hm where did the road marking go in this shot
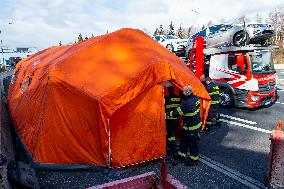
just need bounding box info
[222,119,272,134]
[276,101,284,105]
[200,155,265,189]
[220,114,257,125]
[277,86,284,92]
[280,71,284,74]
[278,78,284,81]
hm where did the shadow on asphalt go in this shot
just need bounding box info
[200,106,269,184]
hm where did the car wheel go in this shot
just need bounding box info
[233,31,249,46]
[166,44,174,52]
[220,88,234,106]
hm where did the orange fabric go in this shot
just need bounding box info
[111,84,165,167]
[8,28,211,167]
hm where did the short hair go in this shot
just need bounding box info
[183,85,192,94]
[200,75,205,81]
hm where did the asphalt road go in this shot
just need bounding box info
[197,68,284,188]
[1,69,284,188]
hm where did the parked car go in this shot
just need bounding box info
[186,23,275,58]
[153,35,187,56]
[245,23,274,44]
[186,24,249,58]
[9,57,22,66]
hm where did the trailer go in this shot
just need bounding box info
[187,36,277,108]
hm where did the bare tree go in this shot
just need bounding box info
[267,8,284,42]
[158,24,166,35]
[266,8,284,64]
[234,15,250,25]
[187,26,196,38]
[254,13,263,23]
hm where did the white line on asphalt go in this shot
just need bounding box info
[222,119,272,134]
[276,101,284,105]
[280,71,284,74]
[278,89,284,92]
[220,114,257,125]
[200,155,265,189]
[279,78,284,81]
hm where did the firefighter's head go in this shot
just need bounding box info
[183,85,192,96]
[200,75,205,82]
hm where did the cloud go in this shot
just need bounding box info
[0,0,284,49]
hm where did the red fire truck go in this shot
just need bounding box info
[188,36,277,108]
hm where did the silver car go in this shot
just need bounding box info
[186,24,248,58]
[246,23,274,44]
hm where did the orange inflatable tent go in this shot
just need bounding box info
[8,28,210,168]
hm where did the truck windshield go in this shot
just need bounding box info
[250,51,274,74]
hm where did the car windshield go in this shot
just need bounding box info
[250,51,274,73]
[164,35,178,39]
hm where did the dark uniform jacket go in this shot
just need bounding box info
[170,94,201,133]
[165,94,181,120]
[206,82,220,105]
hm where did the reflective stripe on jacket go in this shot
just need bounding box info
[206,83,220,105]
[171,94,201,133]
[165,94,181,120]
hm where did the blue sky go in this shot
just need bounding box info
[0,0,284,49]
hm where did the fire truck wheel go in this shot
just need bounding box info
[220,88,234,106]
[166,44,174,52]
[233,31,249,46]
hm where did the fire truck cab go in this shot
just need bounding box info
[188,36,277,108]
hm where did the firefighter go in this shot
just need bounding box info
[205,77,221,129]
[168,86,201,166]
[165,85,181,156]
